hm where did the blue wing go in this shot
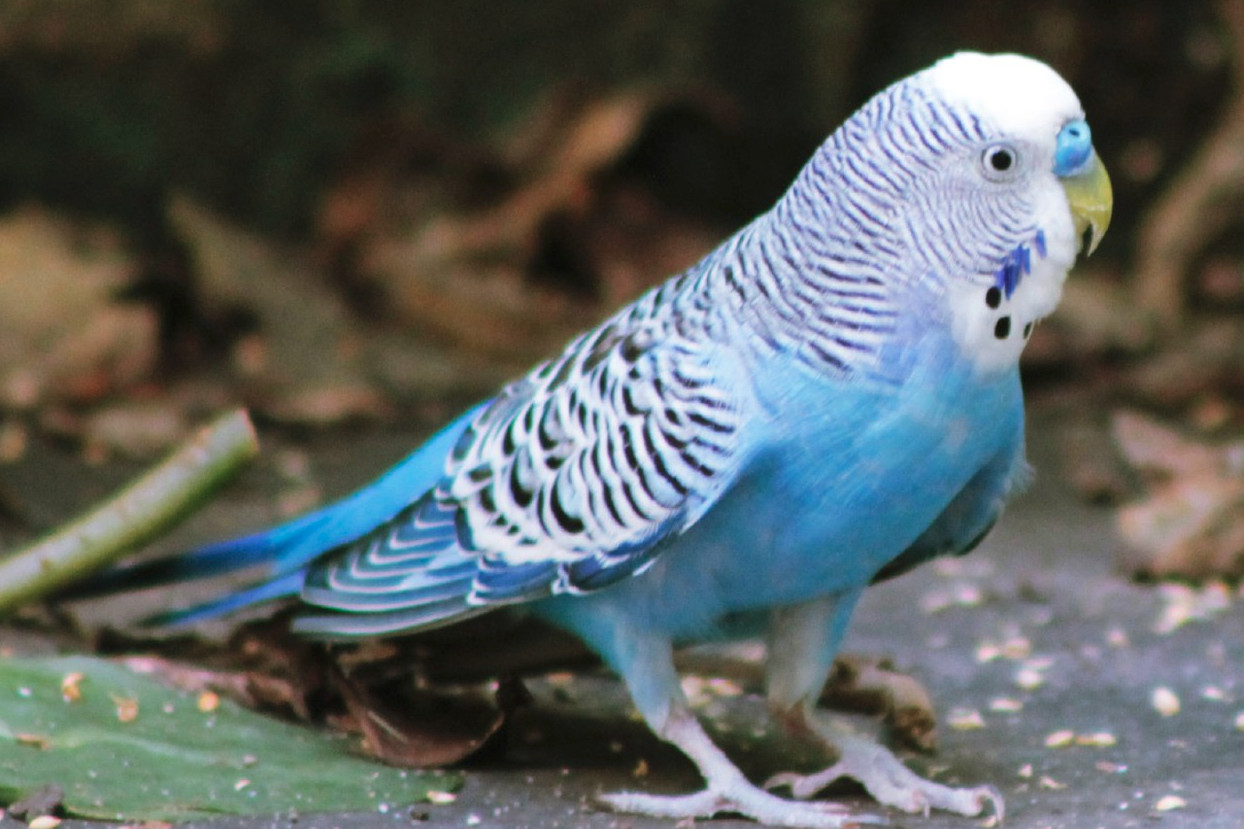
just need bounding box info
[293,281,750,637]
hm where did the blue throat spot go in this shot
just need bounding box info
[993,230,1048,299]
[1054,119,1093,176]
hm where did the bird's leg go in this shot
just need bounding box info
[596,629,882,827]
[763,595,1002,819]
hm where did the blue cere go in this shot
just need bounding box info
[1053,119,1093,176]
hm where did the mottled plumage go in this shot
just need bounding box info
[83,53,1111,827]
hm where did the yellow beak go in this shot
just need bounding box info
[1060,151,1112,256]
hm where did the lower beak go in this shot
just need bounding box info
[1060,151,1113,256]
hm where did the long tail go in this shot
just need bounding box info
[63,404,485,622]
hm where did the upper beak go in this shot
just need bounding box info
[1060,150,1112,256]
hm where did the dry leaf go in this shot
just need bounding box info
[1113,411,1244,579]
[0,208,155,412]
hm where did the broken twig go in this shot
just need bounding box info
[0,409,259,614]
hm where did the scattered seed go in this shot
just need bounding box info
[1202,686,1226,701]
[1152,687,1181,717]
[1001,636,1032,659]
[426,791,457,805]
[632,758,649,778]
[1039,776,1066,790]
[60,672,85,703]
[28,816,61,829]
[1015,667,1045,690]
[989,697,1023,713]
[197,691,220,713]
[1234,712,1244,731]
[1096,761,1127,774]
[1105,627,1130,648]
[234,779,250,791]
[975,642,1001,663]
[1075,732,1117,747]
[1154,582,1231,634]
[1154,795,1186,812]
[16,734,50,749]
[947,708,986,730]
[112,694,138,723]
[920,583,982,613]
[1017,763,1033,779]
[706,678,743,697]
[973,635,1029,663]
[1044,730,1075,748]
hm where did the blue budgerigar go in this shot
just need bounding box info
[84,53,1110,827]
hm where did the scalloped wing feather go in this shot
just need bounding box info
[298,275,749,634]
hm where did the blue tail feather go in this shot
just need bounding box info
[60,530,279,599]
[139,571,306,628]
[71,402,487,624]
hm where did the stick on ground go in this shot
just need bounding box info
[0,409,259,615]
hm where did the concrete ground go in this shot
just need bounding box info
[3,404,1243,829]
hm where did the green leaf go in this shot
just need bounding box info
[0,656,460,821]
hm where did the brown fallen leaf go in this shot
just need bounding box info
[331,668,523,768]
[1057,417,1135,505]
[0,207,157,413]
[1112,410,1244,578]
[819,654,938,752]
[168,197,392,426]
[1122,320,1244,414]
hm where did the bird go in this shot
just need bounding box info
[80,52,1111,827]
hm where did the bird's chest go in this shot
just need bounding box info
[683,341,1023,614]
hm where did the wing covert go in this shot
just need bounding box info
[300,274,750,634]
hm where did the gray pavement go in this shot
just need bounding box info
[4,404,1244,829]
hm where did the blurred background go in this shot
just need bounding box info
[0,0,1239,581]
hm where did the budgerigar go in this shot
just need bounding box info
[81,53,1111,827]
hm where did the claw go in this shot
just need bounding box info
[598,787,885,828]
[600,709,887,828]
[766,728,1004,818]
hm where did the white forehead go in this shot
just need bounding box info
[918,52,1083,142]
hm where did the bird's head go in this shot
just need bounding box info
[919,51,1112,261]
[876,52,1113,371]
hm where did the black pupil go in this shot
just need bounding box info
[990,148,1013,171]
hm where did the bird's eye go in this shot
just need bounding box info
[981,143,1019,180]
